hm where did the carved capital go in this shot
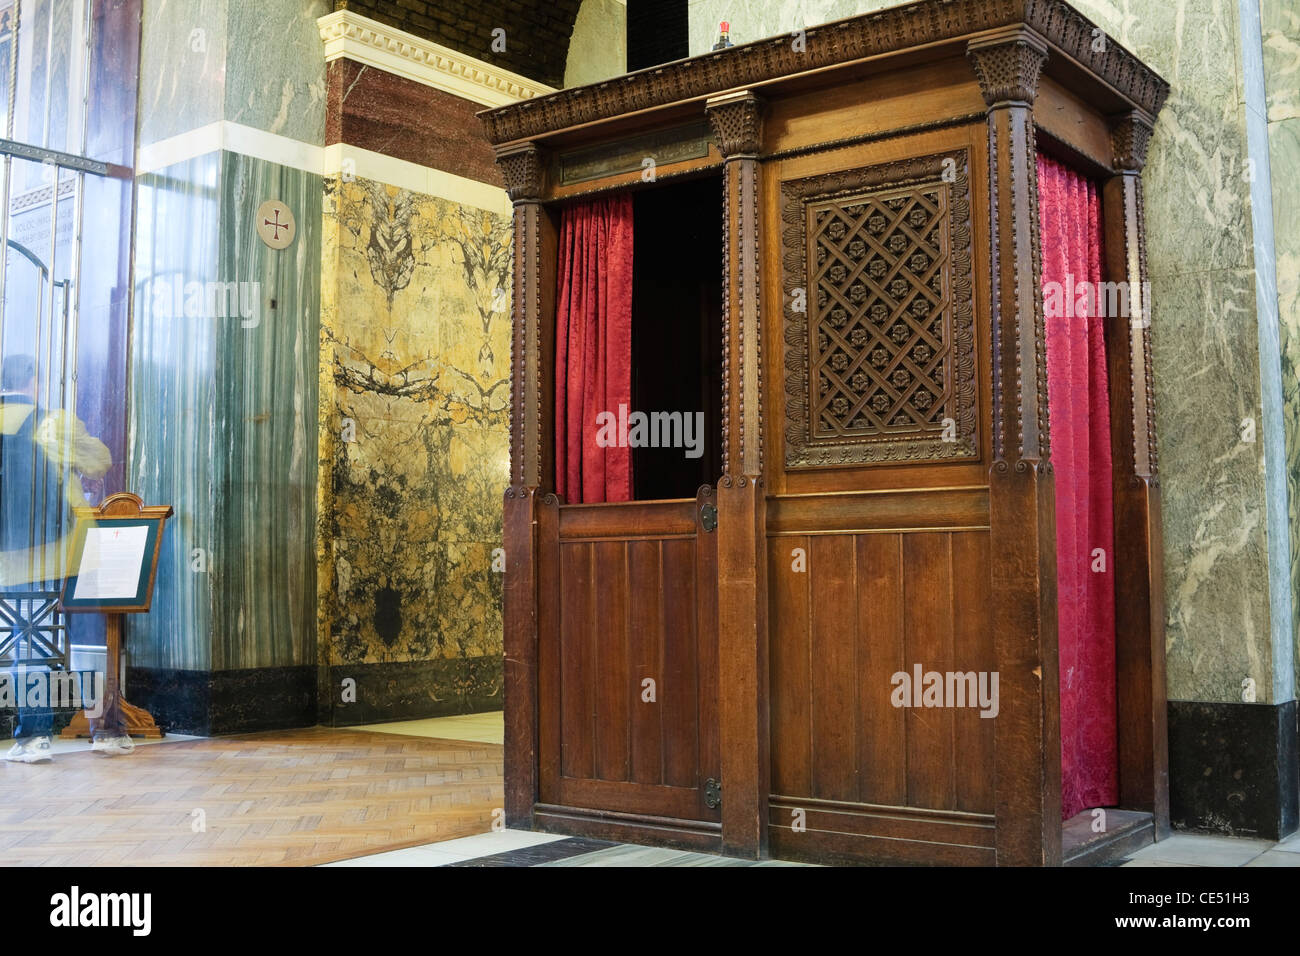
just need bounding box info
[706,91,764,158]
[967,28,1049,107]
[495,142,545,202]
[1110,109,1155,172]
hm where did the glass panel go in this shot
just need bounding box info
[1,155,76,589]
[0,1,15,139]
[85,0,138,166]
[66,166,116,653]
[74,170,126,500]
[12,0,90,154]
[0,0,128,663]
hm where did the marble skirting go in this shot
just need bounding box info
[127,665,318,737]
[105,657,503,734]
[325,657,503,726]
[1169,699,1299,842]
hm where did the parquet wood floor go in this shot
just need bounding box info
[0,728,503,866]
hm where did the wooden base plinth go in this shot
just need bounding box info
[60,698,164,739]
[58,607,163,739]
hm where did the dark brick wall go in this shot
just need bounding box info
[627,0,687,72]
[337,0,583,89]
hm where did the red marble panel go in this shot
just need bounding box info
[326,58,504,188]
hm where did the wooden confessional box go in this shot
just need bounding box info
[482,0,1170,866]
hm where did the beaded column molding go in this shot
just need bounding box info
[967,25,1061,869]
[707,90,764,482]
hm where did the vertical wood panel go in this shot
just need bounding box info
[559,542,595,780]
[696,500,721,795]
[770,528,994,816]
[661,537,699,788]
[952,531,995,814]
[592,541,630,782]
[769,535,811,797]
[810,535,858,802]
[502,493,539,822]
[628,539,664,785]
[536,497,562,803]
[903,532,956,810]
[856,532,907,806]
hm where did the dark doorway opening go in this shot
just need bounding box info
[630,174,723,501]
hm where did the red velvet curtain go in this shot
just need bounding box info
[555,195,634,504]
[1037,153,1118,820]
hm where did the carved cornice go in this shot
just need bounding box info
[706,91,764,158]
[478,0,1169,145]
[1109,109,1155,172]
[967,29,1049,106]
[1027,0,1168,117]
[496,143,545,202]
[318,10,555,109]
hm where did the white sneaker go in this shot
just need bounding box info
[4,736,53,763]
[91,735,135,756]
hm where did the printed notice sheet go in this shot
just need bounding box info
[72,525,149,601]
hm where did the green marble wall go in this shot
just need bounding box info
[129,0,325,681]
[137,0,227,146]
[138,0,329,145]
[212,152,321,670]
[130,152,321,672]
[688,0,1293,705]
[223,0,330,140]
[317,176,511,717]
[129,153,222,671]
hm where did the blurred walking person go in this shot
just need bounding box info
[0,353,122,761]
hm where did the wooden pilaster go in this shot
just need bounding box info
[967,28,1063,867]
[706,91,770,858]
[496,141,555,827]
[1104,109,1170,838]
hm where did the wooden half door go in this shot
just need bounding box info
[535,488,721,837]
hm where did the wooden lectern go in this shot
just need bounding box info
[57,492,172,739]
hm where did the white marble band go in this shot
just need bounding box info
[136,121,510,216]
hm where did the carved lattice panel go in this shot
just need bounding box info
[782,150,978,468]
